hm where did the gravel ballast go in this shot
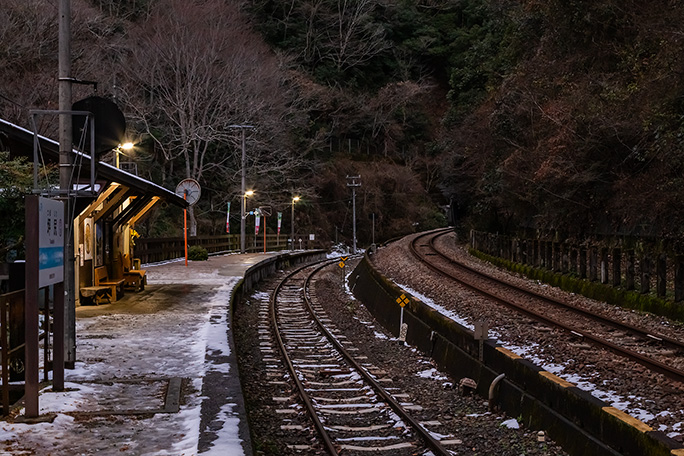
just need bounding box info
[372,232,684,444]
[235,262,568,455]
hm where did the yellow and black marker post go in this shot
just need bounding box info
[396,293,410,341]
[338,256,348,284]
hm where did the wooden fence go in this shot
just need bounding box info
[133,234,319,265]
[470,230,684,302]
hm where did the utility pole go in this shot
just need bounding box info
[240,128,246,253]
[346,175,361,254]
[229,125,254,254]
[58,0,75,370]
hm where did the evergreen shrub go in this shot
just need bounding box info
[188,245,209,261]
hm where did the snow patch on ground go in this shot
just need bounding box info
[327,244,351,258]
[501,418,520,429]
[0,259,249,455]
[391,279,684,438]
[416,368,448,381]
[391,282,474,330]
[201,403,243,455]
[373,331,388,340]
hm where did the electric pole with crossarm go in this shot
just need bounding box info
[346,175,361,254]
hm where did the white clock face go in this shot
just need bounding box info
[175,179,201,205]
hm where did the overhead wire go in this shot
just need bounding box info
[0,92,26,109]
[30,114,52,194]
[65,114,95,248]
[71,115,89,192]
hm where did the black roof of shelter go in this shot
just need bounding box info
[0,118,188,210]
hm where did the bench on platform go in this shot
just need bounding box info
[123,254,147,292]
[94,265,124,301]
[80,284,111,305]
[123,269,147,291]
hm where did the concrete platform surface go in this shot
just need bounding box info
[0,252,271,456]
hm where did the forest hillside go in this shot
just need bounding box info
[2,0,684,248]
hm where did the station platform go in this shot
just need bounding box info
[0,252,270,456]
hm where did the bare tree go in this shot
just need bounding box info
[123,0,309,235]
[368,80,433,156]
[280,0,389,76]
[326,0,389,72]
[0,0,58,124]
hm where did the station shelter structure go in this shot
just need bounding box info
[0,118,188,305]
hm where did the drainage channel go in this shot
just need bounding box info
[63,377,183,417]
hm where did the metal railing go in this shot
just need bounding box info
[1,290,24,415]
[0,288,52,416]
[134,234,319,264]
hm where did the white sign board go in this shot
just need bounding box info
[38,197,64,288]
[83,217,93,260]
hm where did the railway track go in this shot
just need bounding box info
[261,259,457,455]
[409,229,684,384]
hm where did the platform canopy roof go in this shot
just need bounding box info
[0,118,187,212]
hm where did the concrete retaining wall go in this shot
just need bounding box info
[240,250,327,294]
[349,253,684,456]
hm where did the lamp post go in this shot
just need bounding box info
[115,142,134,169]
[291,196,300,250]
[229,125,254,254]
[242,190,254,253]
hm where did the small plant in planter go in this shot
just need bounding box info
[188,245,208,261]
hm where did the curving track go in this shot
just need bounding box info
[409,229,684,384]
[265,259,456,455]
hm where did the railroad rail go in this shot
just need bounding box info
[409,229,684,384]
[267,259,454,455]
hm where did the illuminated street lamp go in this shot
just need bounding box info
[229,124,254,255]
[291,196,300,250]
[115,142,134,169]
[241,190,254,253]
